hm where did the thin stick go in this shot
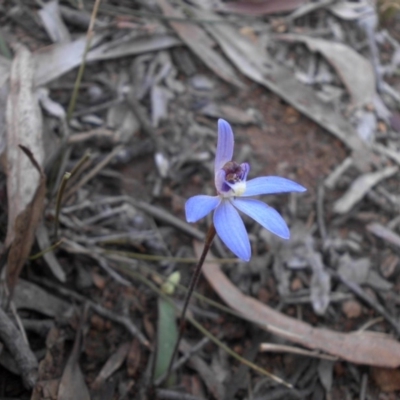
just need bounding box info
[166,223,216,378]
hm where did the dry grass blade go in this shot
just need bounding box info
[196,242,400,368]
[5,45,45,292]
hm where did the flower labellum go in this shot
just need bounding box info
[185,119,306,261]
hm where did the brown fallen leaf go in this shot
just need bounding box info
[195,242,400,368]
[156,0,244,88]
[371,367,400,392]
[5,45,46,292]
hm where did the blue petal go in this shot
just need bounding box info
[213,200,251,261]
[215,119,234,172]
[243,176,306,197]
[233,198,290,239]
[240,163,250,181]
[185,195,220,223]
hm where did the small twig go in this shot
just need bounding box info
[316,182,327,241]
[64,146,122,200]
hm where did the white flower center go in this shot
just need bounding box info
[220,181,246,198]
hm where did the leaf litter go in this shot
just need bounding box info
[0,1,400,399]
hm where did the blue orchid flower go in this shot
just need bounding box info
[185,119,306,261]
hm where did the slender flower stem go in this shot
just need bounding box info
[166,223,216,378]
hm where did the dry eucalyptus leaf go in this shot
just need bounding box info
[34,33,180,86]
[58,328,90,400]
[156,0,244,88]
[329,1,374,20]
[151,85,174,127]
[333,166,398,214]
[5,45,45,291]
[189,5,367,154]
[38,0,71,43]
[305,237,331,315]
[367,222,400,249]
[196,242,400,367]
[36,87,66,120]
[275,34,376,107]
[14,279,69,317]
[318,359,334,393]
[310,261,331,316]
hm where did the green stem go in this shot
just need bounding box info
[166,223,216,378]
